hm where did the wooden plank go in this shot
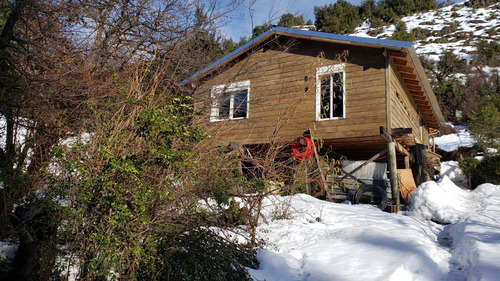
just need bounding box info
[393,57,409,66]
[390,51,408,58]
[323,135,385,144]
[397,169,417,205]
[404,79,420,86]
[401,72,417,80]
[407,85,422,91]
[396,65,415,74]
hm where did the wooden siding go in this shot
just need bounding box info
[193,39,387,145]
[389,61,431,146]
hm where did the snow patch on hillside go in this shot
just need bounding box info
[351,1,500,62]
[434,125,475,152]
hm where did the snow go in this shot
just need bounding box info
[249,162,500,281]
[434,125,475,152]
[440,161,468,187]
[409,176,480,224]
[249,194,450,281]
[0,242,17,260]
[446,183,500,281]
[350,1,500,63]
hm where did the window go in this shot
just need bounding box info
[316,64,345,120]
[210,80,250,122]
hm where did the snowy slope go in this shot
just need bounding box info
[446,183,500,281]
[351,1,500,62]
[249,173,500,281]
[249,195,450,281]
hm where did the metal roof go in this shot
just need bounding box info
[180,26,413,86]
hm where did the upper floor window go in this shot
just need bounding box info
[210,80,250,122]
[316,64,345,120]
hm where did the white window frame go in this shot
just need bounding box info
[316,64,346,121]
[210,80,250,122]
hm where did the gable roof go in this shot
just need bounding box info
[182,27,445,128]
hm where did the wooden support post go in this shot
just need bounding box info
[404,155,410,169]
[388,142,400,206]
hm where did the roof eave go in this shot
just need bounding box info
[407,48,446,127]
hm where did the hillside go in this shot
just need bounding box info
[351,0,500,148]
[352,1,500,63]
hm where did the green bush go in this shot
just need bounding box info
[460,154,500,187]
[477,40,500,65]
[391,21,415,42]
[57,84,258,279]
[469,105,500,149]
[158,229,258,281]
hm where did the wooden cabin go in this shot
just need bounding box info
[183,27,446,206]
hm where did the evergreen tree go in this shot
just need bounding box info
[252,23,273,38]
[360,0,377,20]
[277,13,305,28]
[314,0,361,34]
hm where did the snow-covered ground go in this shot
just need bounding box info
[248,162,500,281]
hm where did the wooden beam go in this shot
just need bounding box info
[407,85,422,91]
[391,51,408,58]
[404,79,420,86]
[393,57,409,66]
[397,65,415,74]
[380,126,392,142]
[380,126,410,156]
[415,102,431,107]
[395,135,417,146]
[391,128,412,136]
[410,94,427,100]
[401,73,417,80]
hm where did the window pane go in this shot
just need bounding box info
[232,91,248,118]
[332,73,343,118]
[219,92,230,118]
[320,75,331,119]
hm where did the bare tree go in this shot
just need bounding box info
[0,0,245,279]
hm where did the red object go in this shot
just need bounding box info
[292,137,315,162]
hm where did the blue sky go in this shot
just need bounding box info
[217,0,364,40]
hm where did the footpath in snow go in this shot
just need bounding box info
[248,172,500,281]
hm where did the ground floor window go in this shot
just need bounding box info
[210,80,250,122]
[316,64,345,120]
